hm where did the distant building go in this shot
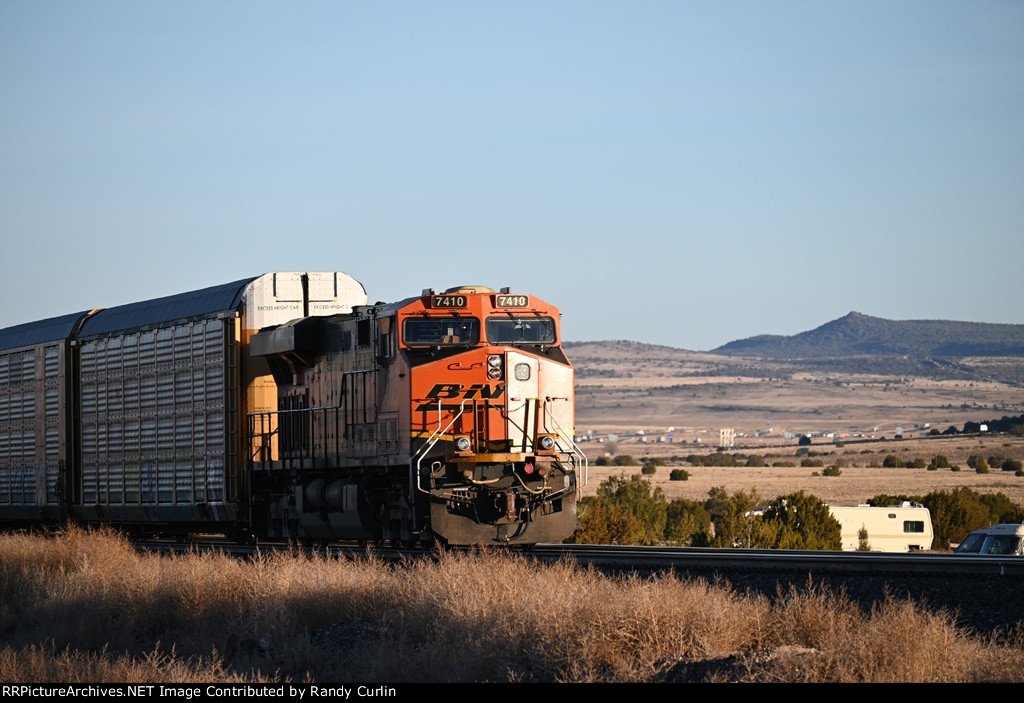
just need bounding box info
[719,428,735,448]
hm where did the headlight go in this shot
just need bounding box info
[538,435,555,450]
[487,354,503,380]
[455,436,471,452]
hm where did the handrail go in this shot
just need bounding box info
[247,405,348,471]
[542,399,588,489]
[498,397,587,490]
[248,414,279,467]
[412,398,467,495]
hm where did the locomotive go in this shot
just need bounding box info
[0,273,583,546]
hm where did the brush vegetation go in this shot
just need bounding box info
[572,473,1024,551]
[2,527,1023,683]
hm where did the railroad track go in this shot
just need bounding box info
[533,543,1024,576]
[136,537,1024,576]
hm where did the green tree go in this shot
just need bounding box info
[752,491,841,550]
[922,488,997,549]
[689,453,742,467]
[979,492,1024,524]
[704,487,762,548]
[568,496,647,545]
[583,474,668,545]
[867,493,920,506]
[857,526,871,551]
[664,498,712,546]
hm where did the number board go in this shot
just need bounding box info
[431,294,468,308]
[495,294,529,308]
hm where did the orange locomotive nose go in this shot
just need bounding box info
[402,286,583,544]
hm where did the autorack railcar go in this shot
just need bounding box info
[0,272,366,536]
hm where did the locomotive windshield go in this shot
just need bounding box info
[403,317,480,346]
[486,316,556,345]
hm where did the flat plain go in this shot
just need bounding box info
[581,436,1024,507]
[568,341,1024,506]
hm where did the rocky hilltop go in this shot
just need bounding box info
[713,311,1024,358]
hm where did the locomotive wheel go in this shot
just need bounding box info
[227,527,256,546]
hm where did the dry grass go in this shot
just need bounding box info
[2,527,1023,683]
[743,583,1022,683]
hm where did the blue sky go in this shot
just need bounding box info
[2,1,1021,350]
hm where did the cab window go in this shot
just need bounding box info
[403,317,480,346]
[486,316,556,345]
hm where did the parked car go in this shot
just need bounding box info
[954,524,1024,556]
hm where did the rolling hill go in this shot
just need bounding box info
[713,311,1024,358]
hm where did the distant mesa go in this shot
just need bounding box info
[712,311,1024,359]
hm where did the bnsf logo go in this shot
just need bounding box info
[416,383,505,411]
[425,383,504,400]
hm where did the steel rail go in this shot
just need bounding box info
[132,538,1024,577]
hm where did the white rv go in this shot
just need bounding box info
[829,503,933,552]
